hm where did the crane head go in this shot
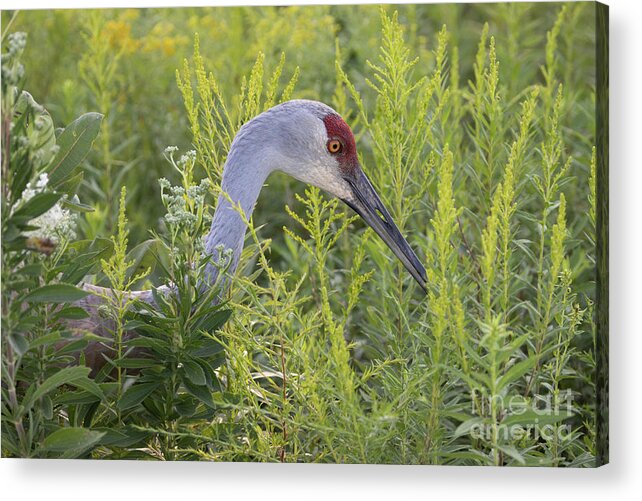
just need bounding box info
[262,100,427,293]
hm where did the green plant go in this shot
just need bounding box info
[1,32,107,458]
[201,6,598,465]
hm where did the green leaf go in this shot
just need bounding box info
[495,357,538,392]
[496,333,530,365]
[23,283,90,303]
[194,309,232,334]
[42,427,105,457]
[61,238,114,283]
[117,382,159,410]
[501,410,573,428]
[55,170,84,197]
[8,332,29,356]
[16,91,57,164]
[68,237,114,256]
[28,332,63,350]
[54,306,90,320]
[22,366,92,412]
[112,357,159,369]
[12,192,62,220]
[190,338,224,358]
[122,320,151,331]
[183,379,217,409]
[54,390,102,406]
[124,239,161,283]
[454,417,486,438]
[60,197,95,213]
[20,263,44,276]
[183,359,206,386]
[73,376,106,400]
[40,395,54,420]
[442,450,488,464]
[56,338,89,356]
[497,445,526,465]
[175,395,198,417]
[47,112,103,186]
[94,427,149,447]
[127,337,169,354]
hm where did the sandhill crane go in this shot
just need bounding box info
[76,99,427,370]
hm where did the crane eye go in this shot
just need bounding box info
[327,139,342,154]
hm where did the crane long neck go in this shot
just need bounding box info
[203,143,273,290]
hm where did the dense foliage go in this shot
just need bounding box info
[2,3,598,465]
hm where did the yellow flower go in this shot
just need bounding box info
[120,9,140,22]
[141,21,188,56]
[162,38,176,56]
[102,19,140,54]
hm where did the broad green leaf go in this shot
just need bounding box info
[55,170,84,197]
[2,224,23,243]
[124,239,161,283]
[175,395,198,417]
[122,320,151,331]
[61,238,114,283]
[22,366,92,412]
[454,417,486,438]
[19,263,44,276]
[23,283,90,303]
[28,332,63,350]
[497,445,526,465]
[47,112,103,186]
[190,338,224,358]
[112,357,159,369]
[12,192,62,220]
[127,337,169,353]
[42,427,105,456]
[496,357,538,392]
[8,332,29,356]
[73,376,106,400]
[55,390,102,406]
[442,450,489,464]
[60,197,94,213]
[117,382,159,410]
[67,237,114,258]
[93,427,149,447]
[194,309,232,334]
[183,379,217,409]
[16,92,57,165]
[56,338,89,356]
[54,306,90,320]
[40,395,54,420]
[501,410,573,428]
[183,359,206,386]
[496,333,530,365]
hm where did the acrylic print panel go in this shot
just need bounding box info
[1,1,608,466]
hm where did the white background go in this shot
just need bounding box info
[1,0,639,499]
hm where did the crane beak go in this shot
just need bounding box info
[341,168,428,293]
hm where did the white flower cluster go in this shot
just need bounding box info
[6,32,27,55]
[159,176,212,256]
[211,244,234,272]
[1,32,27,86]
[19,173,78,244]
[177,150,197,169]
[159,177,210,230]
